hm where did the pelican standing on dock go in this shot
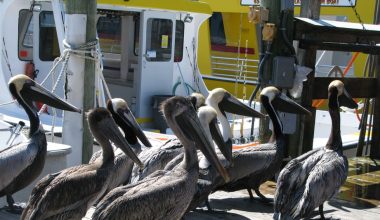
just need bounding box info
[273,80,357,220]
[0,75,81,213]
[89,98,152,192]
[129,94,206,183]
[21,108,144,220]
[130,89,263,183]
[91,96,229,220]
[187,87,310,210]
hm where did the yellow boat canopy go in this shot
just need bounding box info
[97,0,212,15]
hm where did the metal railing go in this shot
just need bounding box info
[211,55,259,81]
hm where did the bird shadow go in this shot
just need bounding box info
[328,197,378,211]
[205,196,274,214]
[304,209,339,220]
[185,209,251,220]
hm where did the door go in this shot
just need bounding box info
[136,10,176,118]
[32,3,63,99]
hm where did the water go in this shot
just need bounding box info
[337,157,380,208]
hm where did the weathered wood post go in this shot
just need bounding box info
[63,0,97,165]
[371,0,380,158]
[288,0,321,157]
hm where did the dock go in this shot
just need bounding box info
[2,182,379,220]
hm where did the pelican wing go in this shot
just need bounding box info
[93,169,191,220]
[21,171,61,219]
[291,152,348,218]
[0,141,39,191]
[24,164,110,220]
[130,138,183,183]
[274,148,324,214]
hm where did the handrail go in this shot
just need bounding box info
[210,55,259,80]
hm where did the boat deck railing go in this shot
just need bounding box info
[211,55,259,81]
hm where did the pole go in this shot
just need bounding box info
[63,0,96,165]
[258,0,295,146]
[288,0,321,158]
[371,0,380,158]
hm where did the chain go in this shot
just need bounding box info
[348,0,366,30]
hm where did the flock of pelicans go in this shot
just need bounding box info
[0,74,358,220]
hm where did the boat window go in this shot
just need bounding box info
[18,9,34,61]
[39,11,59,61]
[209,12,226,45]
[174,20,184,62]
[145,18,173,62]
[97,16,121,54]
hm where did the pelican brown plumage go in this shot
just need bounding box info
[273,80,357,220]
[89,98,152,194]
[0,75,81,213]
[21,107,144,220]
[128,93,205,183]
[91,96,229,220]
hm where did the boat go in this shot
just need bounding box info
[0,0,368,207]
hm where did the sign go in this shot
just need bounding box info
[161,35,169,49]
[241,0,356,7]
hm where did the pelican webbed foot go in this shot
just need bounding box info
[247,188,254,201]
[205,197,212,211]
[319,204,326,220]
[254,189,274,204]
[5,195,25,214]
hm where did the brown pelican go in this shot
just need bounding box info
[130,90,264,183]
[206,88,265,149]
[91,96,229,220]
[128,94,205,183]
[21,107,144,220]
[273,80,357,220]
[89,98,152,193]
[188,86,310,211]
[0,75,81,213]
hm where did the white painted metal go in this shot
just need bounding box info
[51,0,65,52]
[62,14,87,167]
[136,10,176,118]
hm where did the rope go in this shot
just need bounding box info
[38,39,99,115]
[95,36,112,105]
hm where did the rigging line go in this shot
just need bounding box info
[348,0,366,30]
[191,38,201,92]
[176,63,190,95]
[0,100,16,107]
[50,60,57,142]
[2,37,12,77]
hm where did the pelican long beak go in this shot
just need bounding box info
[176,111,230,182]
[209,118,233,165]
[21,80,81,113]
[271,93,311,115]
[104,118,144,169]
[117,108,152,148]
[338,88,358,109]
[219,92,265,118]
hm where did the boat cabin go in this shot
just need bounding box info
[0,0,211,127]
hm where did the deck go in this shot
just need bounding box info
[1,157,380,220]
